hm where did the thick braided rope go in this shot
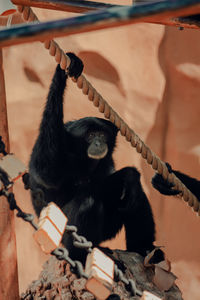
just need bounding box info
[17,5,200,215]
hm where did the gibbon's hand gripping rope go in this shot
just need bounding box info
[16,5,200,215]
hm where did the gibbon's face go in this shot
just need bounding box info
[86,131,108,160]
[64,117,119,160]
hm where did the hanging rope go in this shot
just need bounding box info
[16,5,200,215]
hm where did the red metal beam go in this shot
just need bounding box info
[0,49,19,300]
[12,0,124,13]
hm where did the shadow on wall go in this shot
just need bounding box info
[78,50,126,97]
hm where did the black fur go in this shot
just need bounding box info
[152,163,200,201]
[29,53,157,263]
[106,295,120,300]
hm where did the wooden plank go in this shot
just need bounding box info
[0,49,19,300]
[1,0,200,47]
[12,0,124,13]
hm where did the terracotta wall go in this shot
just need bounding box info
[1,7,200,299]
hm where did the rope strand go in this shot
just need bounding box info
[17,5,200,215]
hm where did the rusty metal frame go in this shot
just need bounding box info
[0,1,199,48]
[10,0,200,30]
[12,0,125,13]
[0,50,19,300]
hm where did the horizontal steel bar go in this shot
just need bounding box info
[12,0,124,13]
[1,0,200,48]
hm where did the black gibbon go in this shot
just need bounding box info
[29,53,158,264]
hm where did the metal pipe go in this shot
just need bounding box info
[0,0,200,48]
[12,0,124,14]
[0,49,19,300]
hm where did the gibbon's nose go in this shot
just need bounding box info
[94,140,100,147]
[87,137,108,160]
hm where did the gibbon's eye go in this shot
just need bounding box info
[87,132,96,142]
[89,132,95,139]
[99,132,107,142]
[99,132,105,138]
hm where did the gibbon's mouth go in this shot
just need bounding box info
[87,145,108,160]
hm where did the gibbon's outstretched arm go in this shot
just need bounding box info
[152,163,200,201]
[29,53,83,186]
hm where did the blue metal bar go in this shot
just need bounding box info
[1,0,200,47]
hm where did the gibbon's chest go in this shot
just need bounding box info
[60,182,104,222]
[59,178,94,202]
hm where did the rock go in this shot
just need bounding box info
[21,250,183,300]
